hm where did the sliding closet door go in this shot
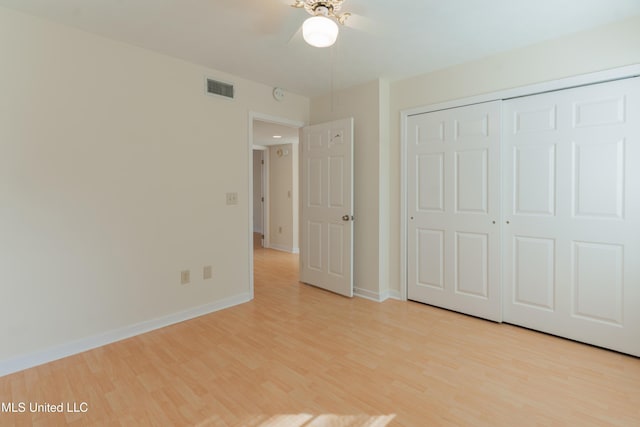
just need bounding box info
[503,78,640,356]
[407,101,501,322]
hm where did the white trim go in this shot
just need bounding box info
[0,292,252,378]
[267,243,299,254]
[387,290,403,301]
[400,63,640,305]
[248,115,255,298]
[403,64,640,117]
[357,288,401,302]
[498,101,507,322]
[251,112,306,131]
[354,287,390,302]
[400,108,409,302]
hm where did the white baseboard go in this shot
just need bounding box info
[387,289,403,301]
[354,288,404,302]
[268,243,299,254]
[0,292,252,378]
[354,287,387,302]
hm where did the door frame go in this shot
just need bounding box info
[248,112,305,298]
[400,64,640,302]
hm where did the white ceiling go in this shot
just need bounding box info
[2,0,640,97]
[253,120,299,147]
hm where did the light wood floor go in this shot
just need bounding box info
[1,243,639,426]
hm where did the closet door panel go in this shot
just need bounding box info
[503,77,640,356]
[408,101,501,322]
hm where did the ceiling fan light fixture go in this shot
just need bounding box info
[302,15,339,48]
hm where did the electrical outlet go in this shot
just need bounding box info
[226,192,238,205]
[180,270,190,285]
[203,265,213,280]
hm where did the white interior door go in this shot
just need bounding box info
[503,77,640,356]
[407,101,501,321]
[300,118,354,297]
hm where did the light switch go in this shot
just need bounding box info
[180,270,190,285]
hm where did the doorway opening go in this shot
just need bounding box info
[248,113,304,297]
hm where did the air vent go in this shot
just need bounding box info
[206,77,235,99]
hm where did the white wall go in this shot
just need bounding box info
[378,80,391,299]
[252,150,264,233]
[0,6,309,371]
[3,4,638,374]
[292,143,300,252]
[310,80,391,300]
[268,144,298,253]
[312,15,640,302]
[388,15,640,296]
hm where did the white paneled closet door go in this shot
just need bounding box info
[503,78,640,356]
[407,101,502,322]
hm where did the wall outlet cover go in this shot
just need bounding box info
[226,192,238,205]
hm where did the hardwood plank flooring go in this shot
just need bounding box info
[1,242,639,426]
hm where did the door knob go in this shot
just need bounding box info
[342,215,353,221]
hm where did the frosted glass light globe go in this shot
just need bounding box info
[302,16,339,48]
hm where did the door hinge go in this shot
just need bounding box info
[261,160,264,165]
[261,234,264,239]
[261,197,264,202]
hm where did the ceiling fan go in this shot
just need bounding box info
[291,0,352,48]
